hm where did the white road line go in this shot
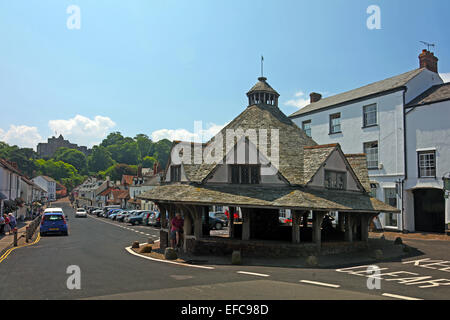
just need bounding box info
[382,293,423,301]
[237,271,270,277]
[299,280,341,288]
[125,246,215,270]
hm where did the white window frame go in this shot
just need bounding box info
[363,103,377,127]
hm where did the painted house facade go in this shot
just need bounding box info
[289,50,449,233]
[33,176,57,202]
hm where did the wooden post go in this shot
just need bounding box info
[193,206,203,240]
[291,210,301,244]
[242,208,251,241]
[228,206,235,239]
[345,213,353,242]
[312,211,325,246]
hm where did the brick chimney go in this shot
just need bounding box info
[310,92,322,103]
[419,49,438,73]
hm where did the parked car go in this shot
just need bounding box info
[209,212,228,226]
[105,208,121,218]
[92,209,103,216]
[40,211,68,236]
[124,210,141,223]
[75,208,88,218]
[128,211,151,225]
[115,210,131,222]
[147,211,165,227]
[204,215,226,230]
[108,210,124,220]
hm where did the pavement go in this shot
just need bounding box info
[0,219,38,256]
[0,199,449,300]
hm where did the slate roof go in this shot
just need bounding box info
[198,103,317,185]
[247,77,279,96]
[302,144,337,184]
[345,154,371,193]
[407,82,450,107]
[289,68,426,118]
[138,184,399,213]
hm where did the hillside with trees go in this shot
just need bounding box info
[0,133,172,192]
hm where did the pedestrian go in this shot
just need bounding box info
[3,214,11,235]
[170,212,184,248]
[8,213,17,233]
[0,215,5,235]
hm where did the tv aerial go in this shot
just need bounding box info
[420,41,436,51]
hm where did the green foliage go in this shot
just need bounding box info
[142,156,157,168]
[104,163,137,181]
[0,142,37,177]
[53,147,88,174]
[1,131,172,192]
[87,146,115,172]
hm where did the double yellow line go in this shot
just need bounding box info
[0,233,41,264]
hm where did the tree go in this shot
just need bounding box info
[152,139,172,168]
[142,156,157,169]
[104,163,137,182]
[87,146,115,172]
[0,142,37,177]
[106,141,140,165]
[54,148,88,174]
[135,134,154,158]
[100,132,125,148]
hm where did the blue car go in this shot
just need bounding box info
[40,212,68,236]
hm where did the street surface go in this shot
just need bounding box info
[0,201,449,300]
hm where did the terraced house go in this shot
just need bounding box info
[140,76,399,257]
[289,49,450,234]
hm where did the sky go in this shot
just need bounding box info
[0,0,449,150]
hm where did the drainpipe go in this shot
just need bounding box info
[402,89,408,233]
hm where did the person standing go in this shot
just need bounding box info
[3,214,11,235]
[170,213,184,248]
[0,215,5,235]
[8,213,17,233]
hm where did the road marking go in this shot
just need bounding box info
[125,246,215,270]
[382,293,423,300]
[237,271,270,277]
[299,280,340,288]
[0,233,41,264]
[88,215,160,240]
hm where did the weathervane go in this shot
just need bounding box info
[261,55,264,77]
[420,41,436,52]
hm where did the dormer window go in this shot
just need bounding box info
[170,165,181,182]
[325,170,346,190]
[230,165,260,184]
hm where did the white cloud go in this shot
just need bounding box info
[440,73,450,83]
[151,122,227,143]
[48,115,116,147]
[0,125,43,149]
[284,91,310,109]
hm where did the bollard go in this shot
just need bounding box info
[13,230,18,247]
[25,226,29,243]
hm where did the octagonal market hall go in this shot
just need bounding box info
[139,76,399,258]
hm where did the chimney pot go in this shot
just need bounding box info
[310,92,322,103]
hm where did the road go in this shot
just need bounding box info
[0,201,449,300]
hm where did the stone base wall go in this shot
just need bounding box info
[188,239,368,258]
